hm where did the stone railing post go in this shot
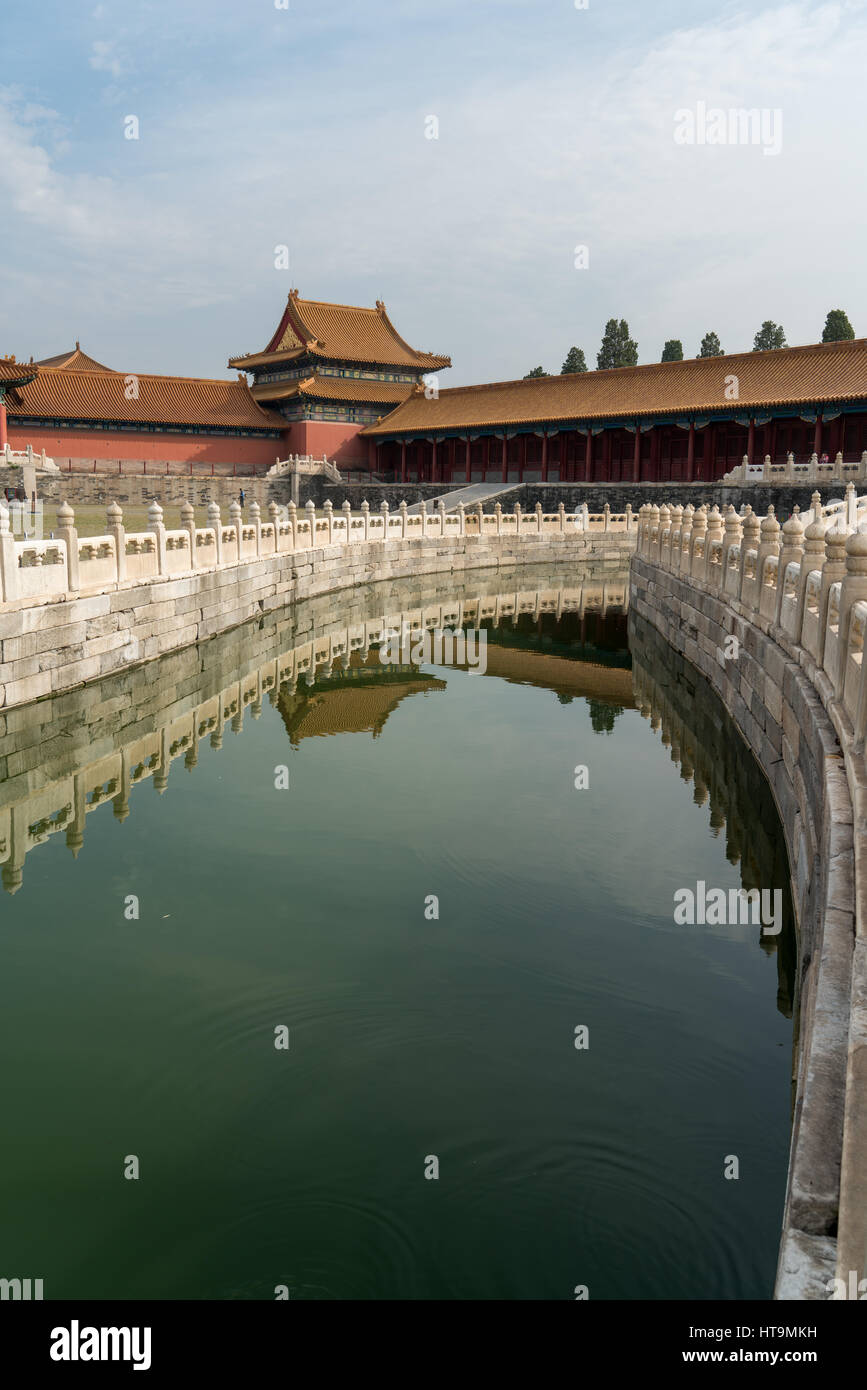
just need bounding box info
[756,507,781,609]
[625,502,633,533]
[646,504,659,560]
[361,498,370,542]
[808,451,819,481]
[656,505,670,563]
[846,481,857,530]
[535,501,543,535]
[286,499,297,552]
[177,499,195,571]
[721,506,742,585]
[305,499,316,549]
[582,502,590,531]
[603,503,611,532]
[514,503,522,538]
[342,499,352,545]
[381,500,390,541]
[678,505,694,572]
[268,500,280,554]
[148,500,167,574]
[229,499,243,563]
[208,501,223,564]
[107,500,126,582]
[796,515,827,639]
[475,502,483,539]
[775,511,805,629]
[323,498,333,544]
[668,505,683,569]
[249,498,262,555]
[495,502,502,535]
[762,453,772,481]
[786,451,795,480]
[817,526,848,667]
[690,505,708,578]
[738,506,758,594]
[558,501,566,534]
[705,506,724,590]
[0,501,20,602]
[457,502,465,536]
[56,501,80,593]
[835,531,867,697]
[861,450,867,482]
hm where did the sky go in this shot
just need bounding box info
[1,0,865,387]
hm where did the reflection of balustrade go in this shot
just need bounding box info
[0,565,628,893]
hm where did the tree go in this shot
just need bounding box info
[561,346,588,374]
[822,309,855,343]
[597,319,638,370]
[524,366,549,379]
[753,321,787,351]
[661,339,683,362]
[699,331,723,357]
[588,700,624,735]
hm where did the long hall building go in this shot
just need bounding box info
[3,295,866,481]
[361,338,867,484]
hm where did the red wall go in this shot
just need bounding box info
[7,423,285,471]
[283,420,372,470]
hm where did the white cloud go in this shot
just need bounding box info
[1,1,866,379]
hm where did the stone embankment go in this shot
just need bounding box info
[632,499,867,1300]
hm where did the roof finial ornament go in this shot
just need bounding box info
[75,339,80,349]
[376,299,385,312]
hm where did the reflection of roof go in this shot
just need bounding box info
[230,291,450,372]
[480,645,635,704]
[8,367,285,431]
[277,652,446,743]
[362,337,867,435]
[36,345,117,372]
[253,374,415,406]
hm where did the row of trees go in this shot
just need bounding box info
[524,309,856,378]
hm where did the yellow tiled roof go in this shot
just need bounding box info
[253,374,415,406]
[362,338,867,435]
[9,366,285,431]
[230,291,450,372]
[0,357,38,386]
[36,345,117,372]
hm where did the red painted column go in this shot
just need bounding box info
[400,440,407,482]
[650,426,660,481]
[501,435,508,483]
[769,419,778,462]
[747,417,755,463]
[632,426,641,482]
[519,435,526,483]
[431,438,437,482]
[705,423,716,479]
[814,416,822,456]
[584,431,592,482]
[465,437,471,483]
[686,422,695,482]
[0,400,7,451]
[541,434,548,482]
[603,430,612,482]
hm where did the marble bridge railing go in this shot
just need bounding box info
[0,497,638,607]
[635,495,867,1297]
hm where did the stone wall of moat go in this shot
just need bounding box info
[631,549,862,1301]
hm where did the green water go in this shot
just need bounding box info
[0,565,794,1300]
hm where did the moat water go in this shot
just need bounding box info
[0,564,795,1300]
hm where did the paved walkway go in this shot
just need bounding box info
[405,483,515,514]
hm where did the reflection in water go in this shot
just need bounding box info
[0,566,630,895]
[0,563,795,1301]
